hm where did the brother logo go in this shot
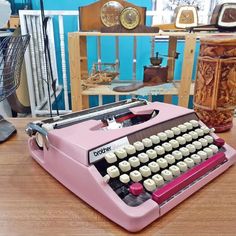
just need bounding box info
[93,146,111,156]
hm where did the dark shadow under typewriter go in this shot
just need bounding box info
[0,35,30,143]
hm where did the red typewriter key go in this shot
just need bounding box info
[129,183,144,196]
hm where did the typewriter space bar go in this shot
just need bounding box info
[152,152,227,205]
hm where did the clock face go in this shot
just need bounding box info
[120,7,140,30]
[218,4,236,27]
[221,8,236,23]
[100,1,124,27]
[179,10,194,24]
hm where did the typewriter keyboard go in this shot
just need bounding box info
[94,119,227,207]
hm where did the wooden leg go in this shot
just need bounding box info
[164,95,172,104]
[178,35,197,108]
[82,95,89,109]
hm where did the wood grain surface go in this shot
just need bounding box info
[0,118,236,236]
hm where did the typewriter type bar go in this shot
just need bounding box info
[152,152,227,205]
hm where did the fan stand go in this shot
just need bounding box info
[0,115,16,143]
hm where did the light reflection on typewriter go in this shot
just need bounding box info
[26,99,236,232]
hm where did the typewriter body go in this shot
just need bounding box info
[26,99,236,232]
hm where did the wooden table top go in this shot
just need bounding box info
[1,118,236,236]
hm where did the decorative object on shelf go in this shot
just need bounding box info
[194,36,236,133]
[119,7,140,30]
[0,0,11,28]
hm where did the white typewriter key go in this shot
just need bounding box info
[162,142,172,152]
[124,144,136,155]
[146,149,157,159]
[152,174,164,186]
[171,127,181,135]
[203,147,213,157]
[177,161,188,172]
[176,136,186,145]
[144,179,156,192]
[209,144,218,154]
[105,152,117,164]
[178,124,187,133]
[190,120,199,128]
[184,122,193,130]
[179,147,190,157]
[154,146,165,155]
[199,138,208,147]
[103,174,110,183]
[142,138,152,148]
[138,153,149,163]
[189,131,198,140]
[148,161,160,173]
[201,126,210,134]
[156,158,168,168]
[119,161,131,172]
[165,130,174,138]
[195,128,204,137]
[172,150,183,160]
[161,169,173,181]
[119,174,130,184]
[139,166,152,178]
[150,135,160,144]
[107,166,120,178]
[186,144,196,153]
[133,141,144,151]
[210,128,215,133]
[164,154,175,165]
[157,132,168,141]
[130,170,142,182]
[169,139,179,149]
[184,158,195,168]
[183,133,192,142]
[115,148,127,159]
[191,154,201,164]
[192,141,202,150]
[197,150,208,161]
[169,165,181,176]
[204,135,214,144]
[128,156,140,168]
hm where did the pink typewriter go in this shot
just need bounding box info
[26,99,236,232]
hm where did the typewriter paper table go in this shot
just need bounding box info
[0,118,236,235]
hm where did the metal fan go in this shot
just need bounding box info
[0,35,30,143]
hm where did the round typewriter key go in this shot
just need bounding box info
[129,182,143,195]
[195,128,204,137]
[169,139,179,149]
[213,138,225,147]
[130,170,142,182]
[152,174,164,186]
[190,120,199,128]
[157,132,168,141]
[146,149,157,159]
[119,174,130,184]
[107,166,120,178]
[171,127,181,135]
[169,165,181,176]
[186,144,196,153]
[199,138,208,147]
[138,153,149,163]
[165,130,174,138]
[142,138,152,148]
[177,161,188,172]
[162,142,172,152]
[124,144,136,155]
[154,146,165,155]
[179,147,190,157]
[184,157,194,168]
[172,150,183,160]
[148,161,160,173]
[119,161,131,172]
[184,122,193,130]
[210,128,215,133]
[156,158,168,168]
[176,136,186,145]
[178,124,187,133]
[201,126,210,134]
[189,131,198,140]
[150,135,160,144]
[197,150,208,161]
[209,144,218,154]
[133,141,144,151]
[191,154,201,164]
[161,169,173,181]
[183,133,192,142]
[164,154,175,164]
[144,179,156,192]
[115,148,127,159]
[105,152,117,164]
[204,135,214,144]
[192,141,202,150]
[128,156,140,168]
[103,174,110,183]
[139,166,151,178]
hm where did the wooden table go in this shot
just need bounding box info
[1,118,236,235]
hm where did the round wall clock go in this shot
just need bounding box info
[100,1,124,27]
[120,7,141,30]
